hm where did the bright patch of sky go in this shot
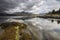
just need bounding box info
[5,0,60,14]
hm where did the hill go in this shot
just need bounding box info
[0,11,33,16]
[45,9,60,17]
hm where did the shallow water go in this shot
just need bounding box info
[0,17,60,40]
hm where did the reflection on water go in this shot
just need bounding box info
[0,17,60,40]
[25,18,60,30]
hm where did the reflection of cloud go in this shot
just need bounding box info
[0,0,60,14]
[25,18,60,30]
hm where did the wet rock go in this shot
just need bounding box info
[0,22,32,40]
[51,20,54,22]
[57,20,60,24]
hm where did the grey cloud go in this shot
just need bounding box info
[0,0,22,13]
[56,0,60,1]
[5,0,43,13]
[4,0,60,14]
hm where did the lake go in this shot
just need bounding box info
[0,16,60,40]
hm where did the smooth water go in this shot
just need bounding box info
[0,16,60,40]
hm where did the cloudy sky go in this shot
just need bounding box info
[0,0,60,14]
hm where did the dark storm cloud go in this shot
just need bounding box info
[0,0,18,13]
[1,0,60,14]
[56,0,60,1]
[5,0,60,14]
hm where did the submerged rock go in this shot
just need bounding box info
[0,21,44,40]
[0,18,60,40]
[0,22,33,40]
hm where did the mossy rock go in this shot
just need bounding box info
[0,22,32,40]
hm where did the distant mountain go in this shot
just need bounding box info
[0,12,33,16]
[0,12,16,16]
[12,11,33,16]
[0,12,10,16]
